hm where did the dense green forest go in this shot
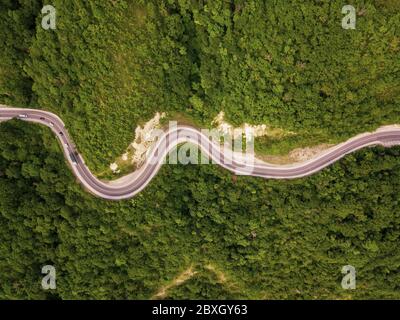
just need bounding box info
[1,0,399,171]
[0,121,399,299]
[0,0,400,299]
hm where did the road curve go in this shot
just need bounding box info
[1,105,400,200]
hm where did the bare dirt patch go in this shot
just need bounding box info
[151,265,197,299]
[212,111,294,139]
[109,112,166,174]
[257,143,334,165]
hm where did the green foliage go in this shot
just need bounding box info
[1,0,400,300]
[255,131,328,156]
[180,0,400,143]
[0,122,399,299]
[164,266,247,300]
[0,0,41,106]
[2,0,398,171]
[24,0,193,171]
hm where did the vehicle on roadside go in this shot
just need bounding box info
[49,122,54,127]
[69,152,78,165]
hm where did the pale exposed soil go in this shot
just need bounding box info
[108,114,400,174]
[258,143,334,165]
[212,111,294,139]
[151,263,235,300]
[204,264,227,284]
[151,265,197,299]
[109,112,166,173]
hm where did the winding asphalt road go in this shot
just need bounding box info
[1,105,400,200]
